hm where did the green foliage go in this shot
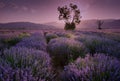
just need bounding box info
[2,37,20,47]
[45,33,58,43]
[55,32,74,38]
[18,32,30,39]
[0,32,30,49]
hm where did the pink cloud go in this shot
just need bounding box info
[31,9,36,13]
[22,6,28,11]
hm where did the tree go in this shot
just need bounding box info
[57,3,82,30]
[97,20,104,30]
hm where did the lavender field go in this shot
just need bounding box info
[0,0,120,80]
[0,29,120,81]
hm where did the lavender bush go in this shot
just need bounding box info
[54,32,74,38]
[0,41,5,51]
[47,37,86,67]
[0,36,24,50]
[75,35,120,57]
[16,33,47,51]
[45,33,58,43]
[18,32,30,39]
[0,64,45,81]
[60,54,120,81]
[0,47,54,81]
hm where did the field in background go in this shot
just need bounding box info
[0,28,120,38]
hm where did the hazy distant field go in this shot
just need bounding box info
[0,28,120,39]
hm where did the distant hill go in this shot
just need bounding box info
[0,22,57,30]
[103,19,120,28]
[45,19,120,29]
[78,19,120,29]
[0,19,120,30]
[45,22,64,28]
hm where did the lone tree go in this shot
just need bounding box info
[57,3,82,30]
[97,20,104,30]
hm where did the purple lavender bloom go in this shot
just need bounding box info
[0,47,54,81]
[47,37,86,67]
[16,33,47,51]
[75,35,120,58]
[0,64,45,81]
[61,54,120,81]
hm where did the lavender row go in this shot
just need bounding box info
[0,47,54,81]
[75,35,120,58]
[16,33,47,51]
[47,37,87,67]
[61,54,120,81]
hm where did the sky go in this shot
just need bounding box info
[0,0,120,23]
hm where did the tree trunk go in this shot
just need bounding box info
[64,23,76,30]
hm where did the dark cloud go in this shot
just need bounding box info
[0,2,5,9]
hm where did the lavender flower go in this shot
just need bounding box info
[0,47,54,81]
[61,54,120,81]
[16,33,47,51]
[47,37,86,67]
[75,35,120,57]
[0,64,45,81]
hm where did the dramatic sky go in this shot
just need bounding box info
[0,0,120,23]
